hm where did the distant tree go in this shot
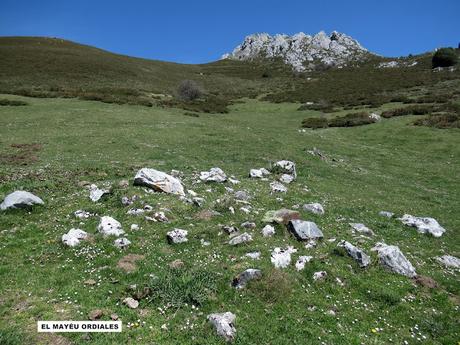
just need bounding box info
[432,48,458,68]
[176,80,203,101]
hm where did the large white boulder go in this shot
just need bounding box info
[0,191,44,210]
[372,243,416,277]
[62,228,88,247]
[133,168,185,196]
[97,216,124,237]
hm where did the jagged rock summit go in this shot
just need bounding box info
[222,31,370,71]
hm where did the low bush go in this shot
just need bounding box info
[381,105,436,118]
[413,113,460,129]
[0,98,28,106]
[432,48,458,68]
[301,117,329,129]
[176,80,203,101]
[328,111,376,127]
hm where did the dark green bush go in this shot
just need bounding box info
[301,117,329,129]
[176,80,203,101]
[432,48,458,68]
[414,113,460,129]
[381,105,436,118]
[298,99,334,112]
[328,111,376,127]
[0,98,28,106]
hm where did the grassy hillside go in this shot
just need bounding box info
[0,94,459,344]
[1,37,459,113]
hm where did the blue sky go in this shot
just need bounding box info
[1,0,459,63]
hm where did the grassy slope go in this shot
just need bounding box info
[0,94,459,344]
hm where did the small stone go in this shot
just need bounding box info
[110,313,119,321]
[313,271,327,281]
[273,160,296,178]
[279,174,294,184]
[200,167,227,183]
[271,246,297,268]
[133,168,185,196]
[118,179,129,188]
[222,225,239,235]
[288,220,323,241]
[207,312,236,341]
[232,269,262,289]
[228,233,252,245]
[130,224,139,231]
[123,297,139,309]
[234,190,250,201]
[249,168,270,178]
[379,211,394,218]
[303,203,325,215]
[270,181,287,193]
[241,221,256,229]
[97,216,124,237]
[262,209,300,224]
[261,224,275,237]
[295,256,313,271]
[245,252,261,260]
[349,223,374,236]
[84,279,96,286]
[62,228,88,247]
[337,240,370,268]
[88,309,103,320]
[89,184,110,202]
[399,214,446,237]
[0,190,44,210]
[114,237,131,249]
[436,255,460,268]
[167,229,188,244]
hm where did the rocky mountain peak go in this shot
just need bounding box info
[222,31,370,71]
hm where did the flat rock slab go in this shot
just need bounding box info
[228,232,252,245]
[89,184,110,202]
[208,312,236,342]
[400,214,446,237]
[134,168,185,196]
[262,209,300,225]
[232,269,262,289]
[288,220,323,241]
[349,223,374,236]
[338,240,370,267]
[0,190,44,210]
[372,243,416,278]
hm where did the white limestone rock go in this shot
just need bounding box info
[167,229,188,244]
[114,237,131,249]
[270,181,287,193]
[222,31,369,72]
[350,223,375,236]
[288,220,323,241]
[436,255,460,269]
[200,167,227,183]
[0,191,44,210]
[271,246,297,268]
[338,240,370,268]
[97,216,124,237]
[133,168,185,196]
[89,184,110,202]
[232,269,262,289]
[228,232,252,246]
[399,214,446,237]
[295,255,313,271]
[62,228,88,247]
[261,224,276,237]
[303,203,325,215]
[249,168,270,178]
[207,312,236,341]
[371,243,416,278]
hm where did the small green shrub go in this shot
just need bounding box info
[148,268,218,308]
[0,98,28,106]
[328,111,376,127]
[432,48,458,68]
[413,113,460,129]
[250,269,293,303]
[381,105,436,118]
[301,117,329,129]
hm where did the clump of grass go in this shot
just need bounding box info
[0,327,25,345]
[381,105,436,118]
[250,269,293,303]
[0,98,28,106]
[176,80,203,101]
[148,268,218,308]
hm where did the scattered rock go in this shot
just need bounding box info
[114,237,131,249]
[273,160,296,178]
[200,239,211,246]
[62,228,88,247]
[261,224,275,237]
[241,221,256,229]
[249,168,270,178]
[200,167,227,183]
[97,216,124,237]
[167,229,188,244]
[262,209,300,224]
[207,312,236,342]
[303,203,325,215]
[123,297,139,309]
[89,184,110,202]
[117,254,145,273]
[369,113,381,121]
[279,174,294,184]
[288,220,324,241]
[232,269,262,289]
[399,214,446,237]
[118,179,129,188]
[133,168,185,196]
[88,309,103,320]
[169,259,184,269]
[228,232,252,245]
[193,197,205,207]
[222,225,239,235]
[349,223,374,236]
[245,252,261,260]
[371,243,416,278]
[436,255,460,268]
[313,271,327,281]
[270,181,287,193]
[295,256,313,271]
[337,240,370,268]
[379,211,394,218]
[271,246,297,268]
[234,190,250,201]
[110,313,119,321]
[74,210,92,219]
[0,190,44,210]
[130,224,139,231]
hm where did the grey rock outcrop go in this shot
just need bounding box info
[0,191,44,210]
[134,168,185,196]
[338,240,370,268]
[232,269,262,289]
[222,31,369,72]
[208,312,236,341]
[371,243,416,277]
[399,214,446,237]
[200,167,227,183]
[288,220,323,241]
